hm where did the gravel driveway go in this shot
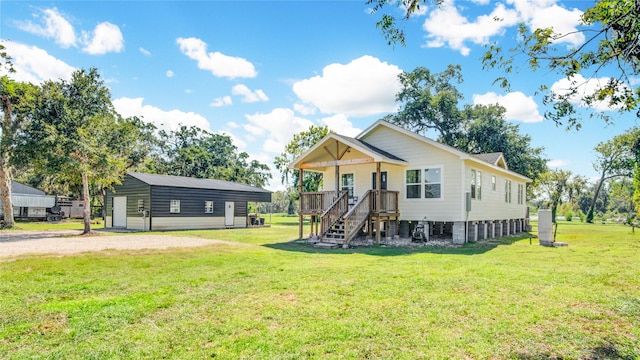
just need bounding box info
[0,230,238,260]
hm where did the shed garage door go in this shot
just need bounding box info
[113,196,127,228]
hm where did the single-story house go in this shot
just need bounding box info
[0,181,56,220]
[289,119,531,245]
[104,172,272,231]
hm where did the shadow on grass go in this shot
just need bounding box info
[263,233,531,256]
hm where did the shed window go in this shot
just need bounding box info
[205,201,214,213]
[341,173,354,197]
[170,200,181,213]
[137,199,144,212]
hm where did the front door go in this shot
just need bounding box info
[225,201,234,226]
[372,171,388,190]
[112,196,127,228]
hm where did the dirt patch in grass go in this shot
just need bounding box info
[0,230,241,260]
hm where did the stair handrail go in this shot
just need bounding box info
[342,190,372,246]
[320,191,349,237]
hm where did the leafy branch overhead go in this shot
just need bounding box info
[370,0,640,127]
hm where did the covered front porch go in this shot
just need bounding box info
[289,133,405,247]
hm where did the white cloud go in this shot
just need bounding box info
[550,74,627,111]
[227,121,240,129]
[112,97,211,133]
[0,41,75,83]
[293,103,317,116]
[176,37,257,79]
[321,114,361,137]
[243,108,314,154]
[166,70,174,78]
[547,159,568,168]
[82,22,124,54]
[17,8,77,48]
[210,96,232,107]
[472,91,544,123]
[292,55,402,117]
[139,47,151,56]
[422,0,583,55]
[232,84,269,103]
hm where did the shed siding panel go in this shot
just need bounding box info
[150,186,253,218]
[105,176,151,228]
[151,216,246,230]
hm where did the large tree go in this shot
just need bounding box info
[391,65,464,145]
[388,66,547,184]
[456,104,548,184]
[369,0,640,127]
[538,169,573,223]
[152,125,271,188]
[17,68,132,234]
[586,127,639,222]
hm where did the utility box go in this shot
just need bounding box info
[538,209,553,246]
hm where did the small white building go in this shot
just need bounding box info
[0,181,56,220]
[290,120,531,246]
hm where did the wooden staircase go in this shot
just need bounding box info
[322,219,346,244]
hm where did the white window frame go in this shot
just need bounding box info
[424,167,442,199]
[341,173,355,198]
[492,176,496,191]
[405,169,422,199]
[204,200,214,214]
[170,199,181,213]
[471,169,482,200]
[505,180,512,204]
[517,184,524,204]
[137,199,144,213]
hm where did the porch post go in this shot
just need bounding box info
[335,164,340,198]
[375,162,381,244]
[298,168,303,239]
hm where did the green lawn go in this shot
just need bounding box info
[1,219,639,359]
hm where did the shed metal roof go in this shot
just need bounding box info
[128,172,271,194]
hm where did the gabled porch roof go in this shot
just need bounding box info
[289,133,406,171]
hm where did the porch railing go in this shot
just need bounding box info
[371,190,399,214]
[320,191,349,237]
[343,190,372,245]
[299,191,344,214]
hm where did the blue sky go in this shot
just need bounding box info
[1,0,637,191]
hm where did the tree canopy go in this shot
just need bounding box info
[149,125,271,188]
[387,66,548,184]
[369,0,640,127]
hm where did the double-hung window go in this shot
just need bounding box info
[471,169,482,200]
[424,168,441,199]
[517,184,524,204]
[406,167,441,199]
[341,173,354,197]
[505,180,512,203]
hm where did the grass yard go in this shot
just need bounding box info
[1,218,639,359]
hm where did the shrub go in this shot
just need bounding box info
[564,210,574,221]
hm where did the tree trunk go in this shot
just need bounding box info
[587,173,606,223]
[0,95,14,228]
[82,171,91,234]
[0,160,14,228]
